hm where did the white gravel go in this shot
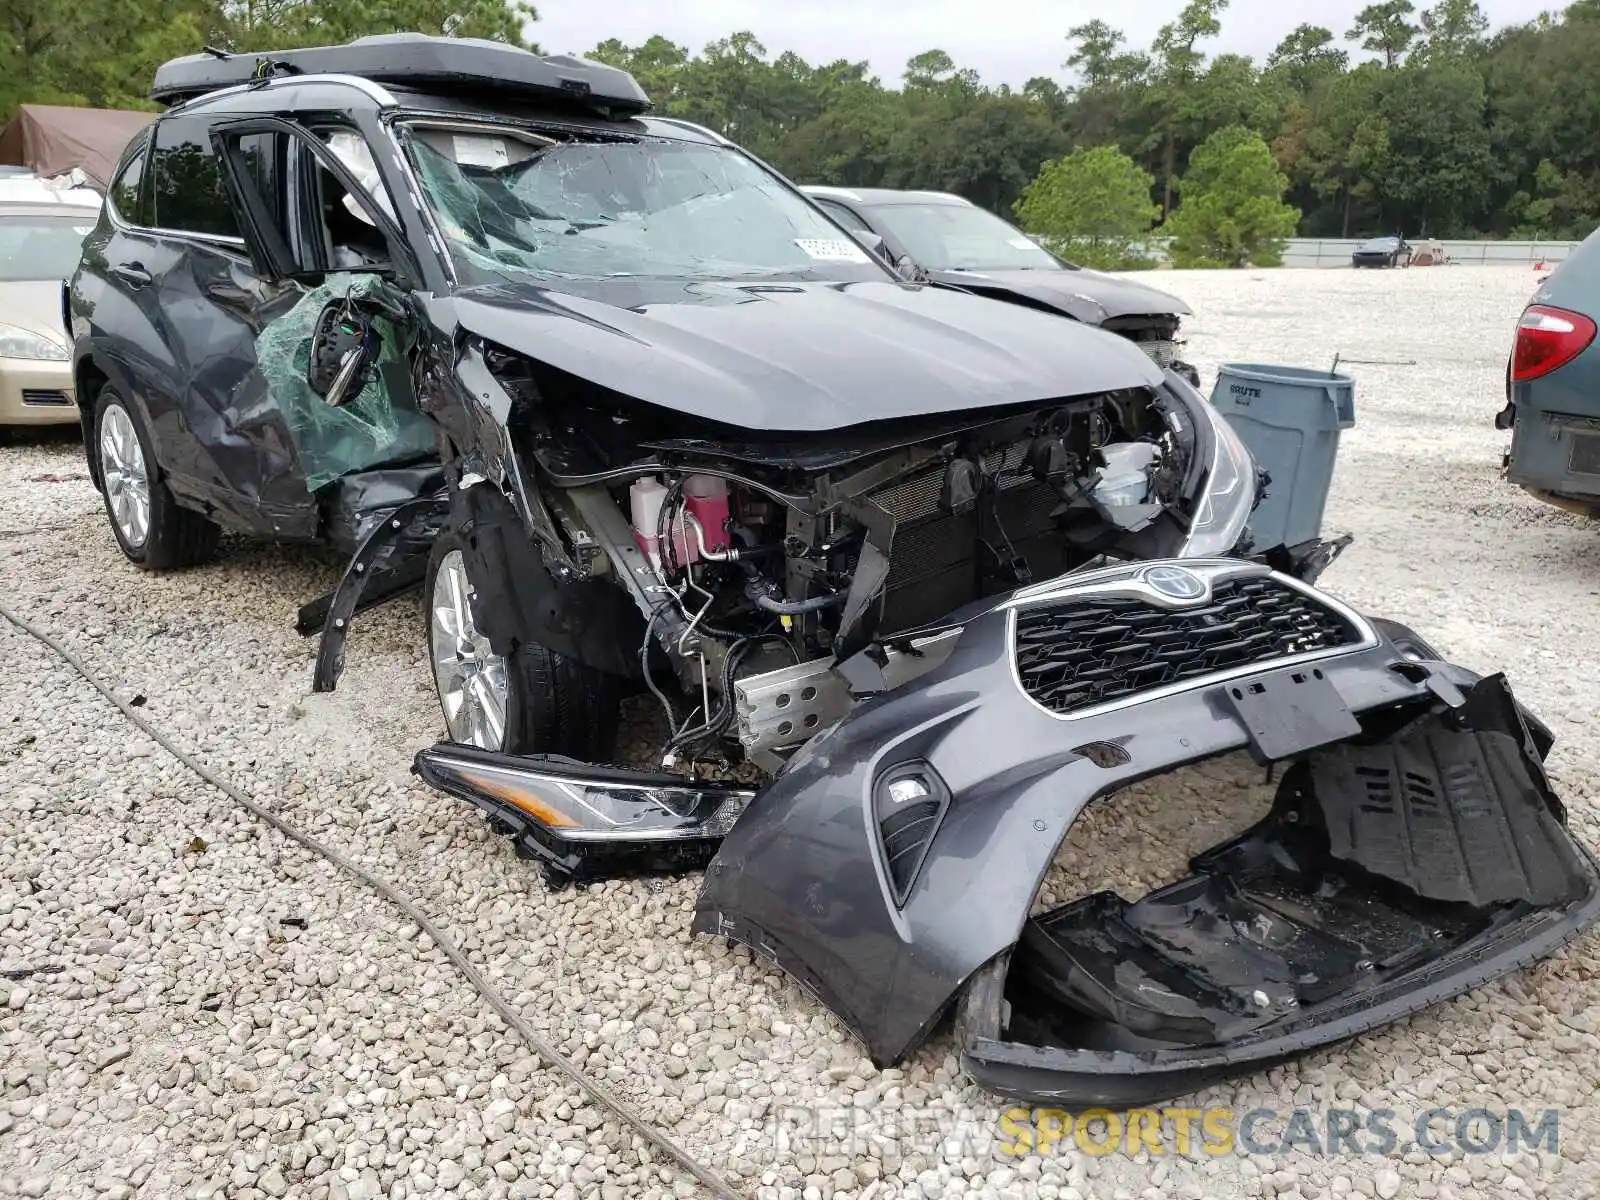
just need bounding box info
[2,266,1598,1200]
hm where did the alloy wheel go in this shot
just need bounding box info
[429,549,510,750]
[99,404,150,549]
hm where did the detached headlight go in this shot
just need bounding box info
[0,322,69,362]
[415,746,753,842]
[1181,394,1256,558]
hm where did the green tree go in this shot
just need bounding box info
[1348,1,1419,68]
[1284,63,1391,235]
[1062,21,1149,147]
[1370,62,1493,233]
[1416,0,1489,60]
[0,0,540,113]
[1065,20,1147,88]
[1266,24,1349,93]
[588,36,689,111]
[1162,125,1300,266]
[1014,145,1159,268]
[1146,0,1228,214]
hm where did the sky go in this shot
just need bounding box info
[532,0,1561,87]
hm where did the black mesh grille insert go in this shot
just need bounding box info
[1014,575,1364,715]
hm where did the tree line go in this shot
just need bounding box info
[6,0,1599,247]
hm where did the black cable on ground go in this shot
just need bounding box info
[0,602,744,1200]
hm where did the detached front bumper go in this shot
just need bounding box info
[418,559,1600,1106]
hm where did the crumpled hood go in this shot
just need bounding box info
[927,267,1191,325]
[441,277,1163,432]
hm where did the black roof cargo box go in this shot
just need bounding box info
[150,34,650,114]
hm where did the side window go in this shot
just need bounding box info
[215,123,399,278]
[311,129,398,270]
[108,144,147,225]
[150,117,239,239]
[817,199,872,235]
[235,132,285,230]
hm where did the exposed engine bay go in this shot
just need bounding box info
[516,377,1199,773]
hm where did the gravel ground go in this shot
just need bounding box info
[2,266,1598,1200]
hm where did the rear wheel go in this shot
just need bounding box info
[425,533,621,758]
[93,386,219,569]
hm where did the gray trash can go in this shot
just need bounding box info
[1208,363,1356,551]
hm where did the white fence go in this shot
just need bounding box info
[1279,238,1581,269]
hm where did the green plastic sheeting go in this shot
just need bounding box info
[256,274,436,492]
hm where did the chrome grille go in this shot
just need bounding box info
[1014,575,1364,716]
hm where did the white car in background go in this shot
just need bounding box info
[0,198,96,426]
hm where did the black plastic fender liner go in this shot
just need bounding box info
[451,482,645,680]
[311,493,450,692]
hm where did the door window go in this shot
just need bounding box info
[108,142,148,225]
[214,122,399,278]
[150,117,240,239]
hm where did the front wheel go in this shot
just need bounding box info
[425,533,621,758]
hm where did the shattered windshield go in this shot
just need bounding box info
[404,124,889,284]
[869,203,1067,272]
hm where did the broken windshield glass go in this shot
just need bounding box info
[403,124,889,284]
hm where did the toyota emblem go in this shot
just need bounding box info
[1143,566,1208,602]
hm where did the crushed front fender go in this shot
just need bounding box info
[691,559,1600,1105]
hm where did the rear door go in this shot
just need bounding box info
[141,112,317,533]
[71,131,157,453]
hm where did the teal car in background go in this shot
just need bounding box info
[1498,227,1600,517]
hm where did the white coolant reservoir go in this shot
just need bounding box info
[1092,442,1161,507]
[630,476,668,566]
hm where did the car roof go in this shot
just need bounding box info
[164,76,719,145]
[801,186,972,208]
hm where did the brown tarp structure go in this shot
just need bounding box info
[0,104,154,190]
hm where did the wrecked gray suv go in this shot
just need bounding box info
[69,36,1599,1107]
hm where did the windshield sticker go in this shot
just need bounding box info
[452,135,511,170]
[1008,237,1038,249]
[795,238,871,263]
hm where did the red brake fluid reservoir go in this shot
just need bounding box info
[684,474,731,553]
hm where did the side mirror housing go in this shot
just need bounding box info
[851,230,886,257]
[308,300,382,408]
[893,254,926,283]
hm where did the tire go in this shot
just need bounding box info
[425,533,621,759]
[92,386,219,570]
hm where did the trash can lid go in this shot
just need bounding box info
[1217,363,1355,388]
